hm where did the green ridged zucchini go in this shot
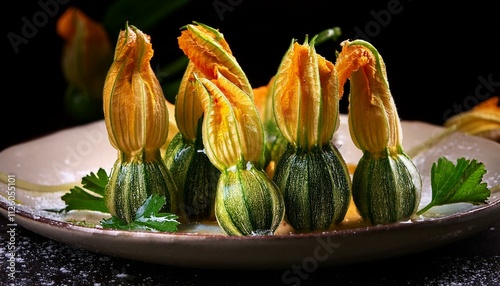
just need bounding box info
[352,151,422,225]
[273,142,352,231]
[105,151,178,224]
[215,165,285,236]
[164,132,220,221]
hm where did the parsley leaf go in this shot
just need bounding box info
[416,157,491,215]
[61,168,109,213]
[61,168,180,232]
[100,194,180,232]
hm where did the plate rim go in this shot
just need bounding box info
[2,192,500,240]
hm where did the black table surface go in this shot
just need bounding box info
[2,213,500,286]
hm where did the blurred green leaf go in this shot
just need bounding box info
[102,0,190,33]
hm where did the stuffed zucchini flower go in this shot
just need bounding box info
[166,21,261,223]
[102,24,178,223]
[194,71,285,236]
[272,35,351,231]
[174,21,283,235]
[335,39,422,225]
[164,61,221,221]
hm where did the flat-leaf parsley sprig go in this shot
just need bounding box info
[62,168,180,232]
[100,194,180,232]
[417,157,491,215]
[61,168,108,213]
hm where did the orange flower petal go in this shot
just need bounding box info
[252,84,269,121]
[174,60,204,141]
[195,76,241,170]
[161,99,179,153]
[177,22,253,97]
[195,71,264,170]
[336,40,402,154]
[103,24,168,157]
[474,96,500,111]
[273,37,339,148]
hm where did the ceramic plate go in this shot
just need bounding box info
[1,115,500,269]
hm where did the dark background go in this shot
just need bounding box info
[2,0,500,151]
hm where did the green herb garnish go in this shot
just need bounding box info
[416,157,491,215]
[100,194,180,232]
[62,168,180,232]
[61,168,109,213]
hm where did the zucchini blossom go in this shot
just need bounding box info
[272,35,352,231]
[194,71,285,236]
[102,23,178,223]
[57,7,113,121]
[165,21,261,223]
[335,39,422,225]
[175,21,284,235]
[164,60,221,221]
